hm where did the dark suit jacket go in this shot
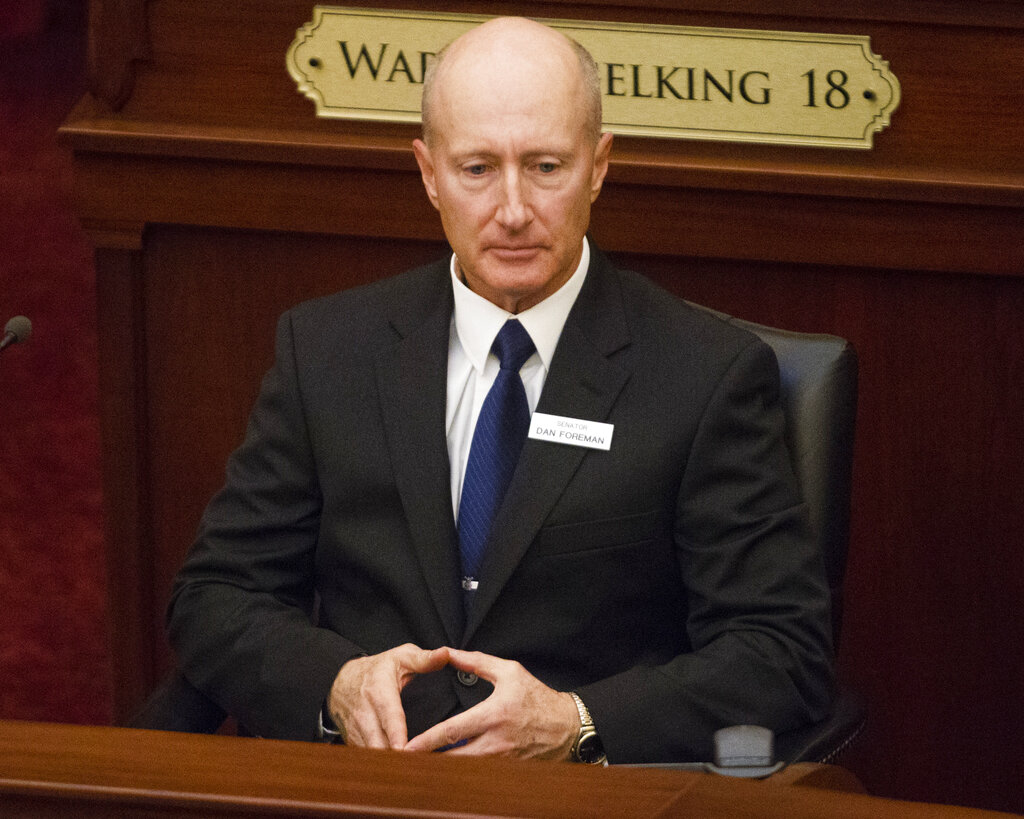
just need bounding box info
[168,246,833,763]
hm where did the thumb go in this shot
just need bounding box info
[444,648,505,682]
[405,645,452,675]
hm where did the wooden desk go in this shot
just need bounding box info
[0,721,1013,818]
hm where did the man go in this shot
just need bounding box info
[168,17,833,764]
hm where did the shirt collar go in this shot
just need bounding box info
[450,237,590,374]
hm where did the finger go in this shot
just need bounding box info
[331,652,413,749]
[405,710,482,753]
[443,648,508,682]
[338,646,456,750]
[346,704,392,749]
[344,684,408,749]
[370,647,449,747]
[399,645,452,679]
[436,736,495,756]
[371,645,449,746]
[370,689,410,749]
[409,705,517,757]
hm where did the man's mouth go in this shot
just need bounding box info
[489,245,542,260]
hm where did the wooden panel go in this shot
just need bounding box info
[93,245,153,718]
[77,0,1023,204]
[624,252,1024,812]
[54,134,1024,275]
[87,0,147,108]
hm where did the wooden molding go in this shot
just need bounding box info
[533,0,1024,29]
[87,0,149,110]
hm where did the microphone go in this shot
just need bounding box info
[1,315,32,353]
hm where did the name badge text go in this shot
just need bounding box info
[529,413,614,451]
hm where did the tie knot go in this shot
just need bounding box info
[492,320,535,372]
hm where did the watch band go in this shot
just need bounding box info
[569,692,607,765]
[569,692,594,730]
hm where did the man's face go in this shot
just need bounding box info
[413,30,612,314]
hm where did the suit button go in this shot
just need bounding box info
[457,670,479,687]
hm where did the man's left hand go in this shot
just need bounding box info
[403,648,579,760]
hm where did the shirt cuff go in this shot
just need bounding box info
[318,700,344,744]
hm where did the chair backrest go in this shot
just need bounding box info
[688,303,859,645]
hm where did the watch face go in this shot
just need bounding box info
[577,731,606,764]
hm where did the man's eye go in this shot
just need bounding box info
[465,164,488,176]
[537,162,558,173]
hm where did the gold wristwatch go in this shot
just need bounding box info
[568,692,607,765]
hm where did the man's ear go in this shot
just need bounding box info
[412,138,440,210]
[589,132,614,203]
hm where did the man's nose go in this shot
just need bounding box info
[495,170,531,230]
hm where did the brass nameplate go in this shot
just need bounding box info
[287,7,900,149]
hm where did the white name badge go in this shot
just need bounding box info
[528,412,614,451]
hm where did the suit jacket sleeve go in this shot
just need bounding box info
[575,337,834,763]
[166,309,365,740]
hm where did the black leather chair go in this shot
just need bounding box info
[127,667,227,735]
[689,303,864,764]
[129,302,864,763]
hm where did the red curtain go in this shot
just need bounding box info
[0,0,111,725]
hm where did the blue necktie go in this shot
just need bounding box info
[458,319,536,598]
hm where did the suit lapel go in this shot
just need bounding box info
[462,249,633,644]
[375,264,464,645]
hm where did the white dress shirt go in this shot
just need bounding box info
[446,238,590,519]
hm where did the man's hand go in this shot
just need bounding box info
[328,643,450,749]
[403,648,579,760]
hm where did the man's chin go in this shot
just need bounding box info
[465,269,557,312]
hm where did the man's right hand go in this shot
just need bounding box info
[327,643,451,749]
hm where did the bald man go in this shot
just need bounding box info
[168,17,833,764]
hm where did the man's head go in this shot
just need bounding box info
[413,17,613,314]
